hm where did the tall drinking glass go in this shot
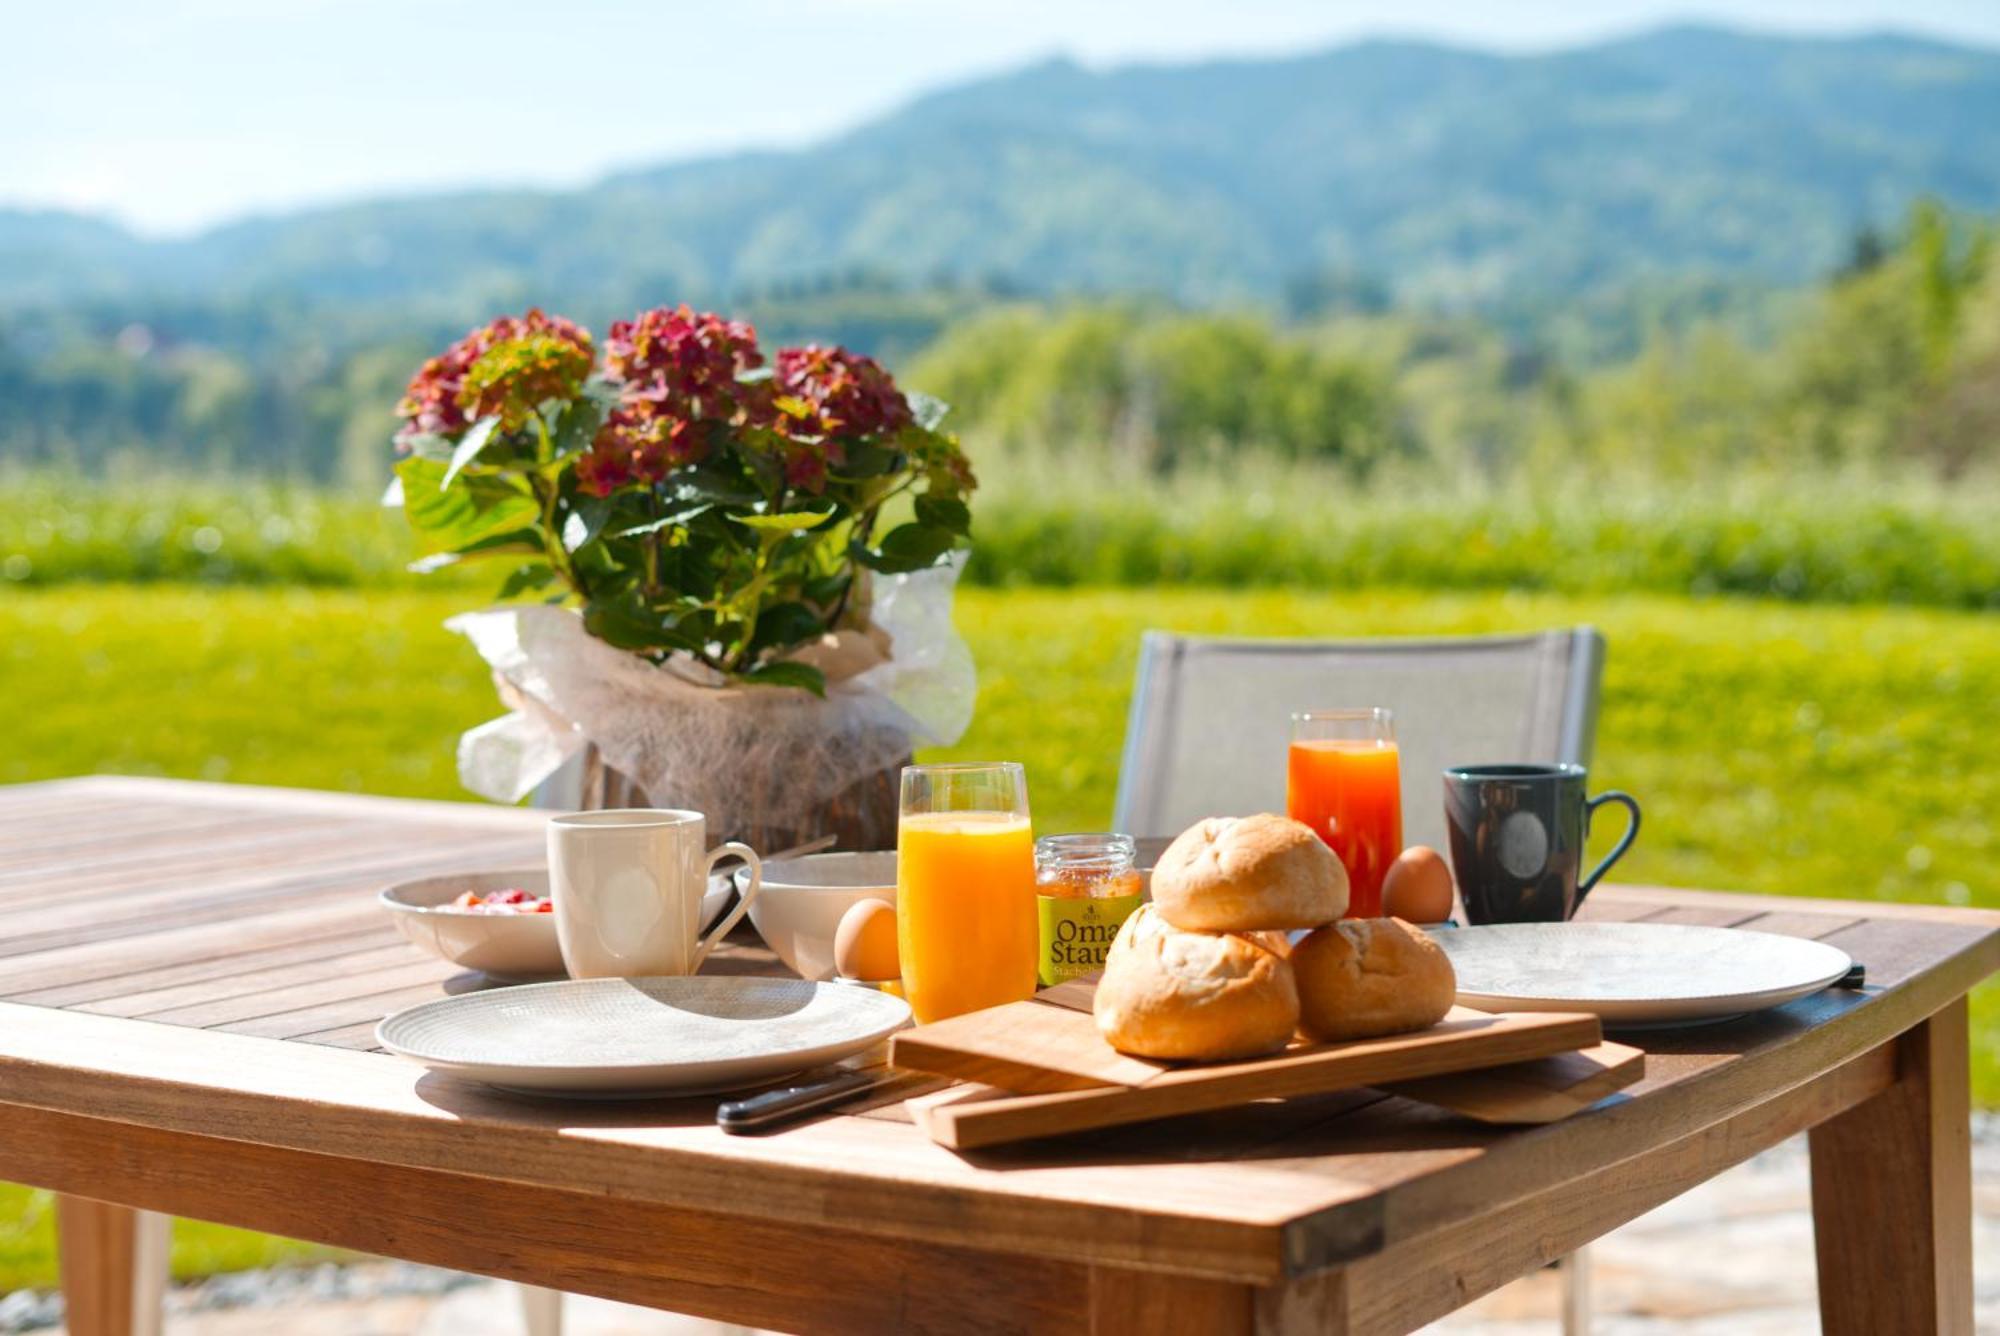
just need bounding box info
[897,762,1037,1023]
[1287,709,1402,918]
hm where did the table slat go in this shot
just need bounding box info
[7,924,398,1007]
[79,942,425,1019]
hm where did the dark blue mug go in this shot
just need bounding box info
[1443,763,1640,924]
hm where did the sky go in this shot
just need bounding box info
[7,0,1999,236]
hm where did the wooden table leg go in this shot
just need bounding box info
[54,1195,168,1336]
[1809,997,1973,1336]
[1559,1246,1591,1336]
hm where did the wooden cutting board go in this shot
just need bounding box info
[909,1038,1644,1149]
[889,991,1605,1142]
[1381,1040,1644,1124]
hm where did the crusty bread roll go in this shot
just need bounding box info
[1150,814,1349,932]
[1292,916,1455,1043]
[1094,905,1300,1060]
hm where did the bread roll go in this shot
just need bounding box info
[1150,814,1348,932]
[1094,905,1299,1060]
[1293,917,1455,1042]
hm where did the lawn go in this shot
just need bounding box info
[0,581,1995,1289]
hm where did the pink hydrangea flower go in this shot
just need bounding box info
[395,308,592,447]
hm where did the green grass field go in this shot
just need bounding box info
[8,467,2000,610]
[0,582,1995,1290]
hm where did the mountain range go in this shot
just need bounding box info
[4,24,2000,327]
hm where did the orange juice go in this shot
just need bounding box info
[1287,739,1403,917]
[896,811,1037,1023]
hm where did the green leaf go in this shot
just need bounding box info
[732,507,837,535]
[561,494,616,552]
[860,522,958,573]
[908,392,951,431]
[802,571,851,607]
[610,496,715,538]
[740,661,826,696]
[674,462,762,507]
[914,494,972,536]
[831,442,900,480]
[497,562,557,599]
[404,526,542,573]
[551,391,608,460]
[441,417,501,489]
[581,591,705,655]
[395,456,538,555]
[750,601,826,654]
[393,432,457,463]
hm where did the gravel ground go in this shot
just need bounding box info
[7,1121,1999,1334]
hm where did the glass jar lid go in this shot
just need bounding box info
[1035,832,1137,874]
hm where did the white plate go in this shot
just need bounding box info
[377,976,911,1096]
[382,869,732,983]
[1434,922,1853,1028]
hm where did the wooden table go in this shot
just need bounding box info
[1,776,1993,1335]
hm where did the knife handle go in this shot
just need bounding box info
[718,1069,880,1134]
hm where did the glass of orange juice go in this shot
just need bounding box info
[1287,709,1402,918]
[896,762,1037,1023]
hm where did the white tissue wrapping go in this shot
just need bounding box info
[447,562,975,834]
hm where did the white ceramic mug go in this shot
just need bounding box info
[546,809,763,979]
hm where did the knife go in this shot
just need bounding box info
[717,1068,927,1134]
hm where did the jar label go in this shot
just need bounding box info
[1037,892,1143,986]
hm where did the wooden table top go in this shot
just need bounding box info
[3,775,1996,1292]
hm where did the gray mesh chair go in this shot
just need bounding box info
[1113,624,1606,1336]
[1114,627,1605,854]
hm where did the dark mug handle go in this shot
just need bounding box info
[1577,791,1641,900]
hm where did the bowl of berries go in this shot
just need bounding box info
[381,867,739,982]
[379,868,568,981]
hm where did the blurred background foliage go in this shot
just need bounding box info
[4,201,1994,493]
[6,201,1996,607]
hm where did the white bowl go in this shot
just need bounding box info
[380,868,565,982]
[383,868,737,983]
[738,851,897,982]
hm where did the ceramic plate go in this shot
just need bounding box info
[377,976,911,1096]
[1434,922,1853,1028]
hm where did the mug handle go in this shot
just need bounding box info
[1577,792,1641,900]
[692,842,763,971]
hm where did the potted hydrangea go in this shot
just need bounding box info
[389,305,978,850]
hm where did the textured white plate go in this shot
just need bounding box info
[377,976,911,1096]
[1435,922,1853,1028]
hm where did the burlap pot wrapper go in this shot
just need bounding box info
[446,562,975,836]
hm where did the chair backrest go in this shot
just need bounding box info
[1113,627,1604,853]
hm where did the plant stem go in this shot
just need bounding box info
[529,474,586,602]
[643,487,661,598]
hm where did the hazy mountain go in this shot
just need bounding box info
[5,25,2000,323]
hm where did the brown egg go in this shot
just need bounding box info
[1382,846,1455,924]
[833,898,900,982]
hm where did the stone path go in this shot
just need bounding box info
[8,1123,1999,1334]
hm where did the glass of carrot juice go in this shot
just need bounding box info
[1287,709,1402,918]
[896,762,1038,1023]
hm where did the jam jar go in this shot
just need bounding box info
[1034,833,1144,987]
